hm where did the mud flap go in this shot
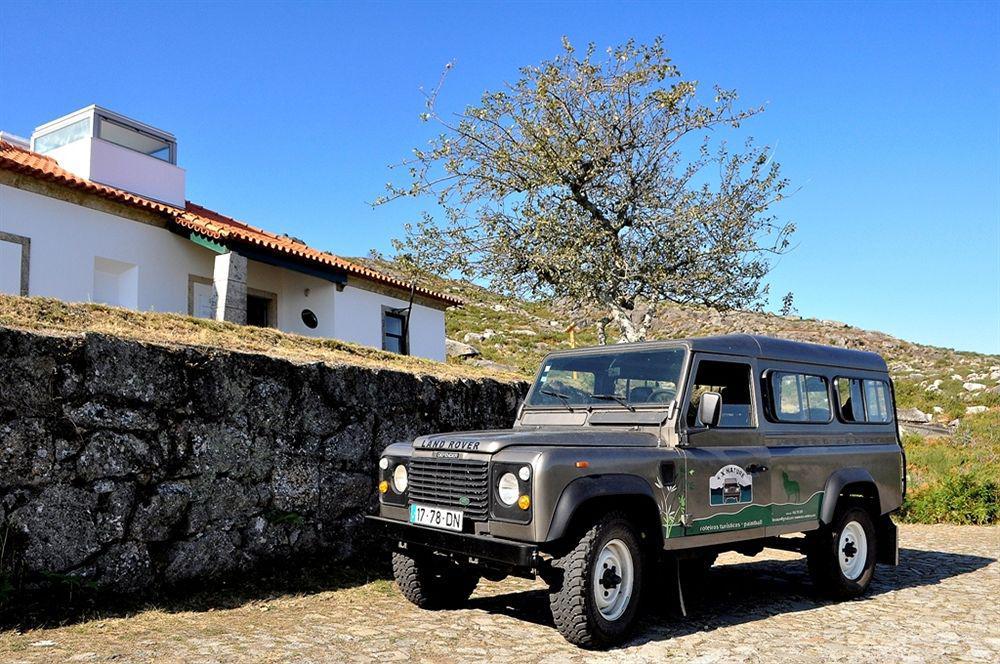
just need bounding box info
[876,516,898,566]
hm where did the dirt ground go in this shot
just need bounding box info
[1,524,997,663]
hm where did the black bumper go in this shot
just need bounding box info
[365,515,539,568]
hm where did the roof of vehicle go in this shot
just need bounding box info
[553,334,889,372]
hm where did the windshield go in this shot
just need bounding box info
[526,347,686,409]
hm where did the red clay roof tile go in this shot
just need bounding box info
[0,140,460,306]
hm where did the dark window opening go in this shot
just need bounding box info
[247,294,271,327]
[383,310,408,355]
[686,360,754,428]
[301,309,318,329]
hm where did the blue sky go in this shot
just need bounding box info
[2,1,997,353]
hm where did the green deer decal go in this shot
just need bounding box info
[782,471,801,503]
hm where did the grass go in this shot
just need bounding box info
[900,411,1000,525]
[0,294,523,382]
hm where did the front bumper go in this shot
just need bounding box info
[365,515,540,568]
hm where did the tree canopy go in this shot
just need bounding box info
[378,38,794,342]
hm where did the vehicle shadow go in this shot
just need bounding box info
[467,547,996,645]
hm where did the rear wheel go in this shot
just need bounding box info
[547,512,644,648]
[392,550,480,609]
[807,507,877,598]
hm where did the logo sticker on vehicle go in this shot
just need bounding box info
[709,464,753,506]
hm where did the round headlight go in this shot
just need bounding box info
[379,457,389,470]
[498,472,519,506]
[392,464,408,493]
[518,466,531,481]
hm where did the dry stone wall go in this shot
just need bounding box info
[0,327,526,596]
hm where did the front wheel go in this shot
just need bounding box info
[807,507,877,598]
[392,550,479,609]
[547,512,644,648]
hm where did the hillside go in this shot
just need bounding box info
[361,258,1000,422]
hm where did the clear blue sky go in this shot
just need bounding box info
[2,1,997,353]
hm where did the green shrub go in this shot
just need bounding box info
[900,412,1000,524]
[902,473,1000,525]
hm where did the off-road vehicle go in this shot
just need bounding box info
[367,334,904,647]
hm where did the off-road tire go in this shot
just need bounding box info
[392,550,479,609]
[547,511,644,648]
[807,507,877,598]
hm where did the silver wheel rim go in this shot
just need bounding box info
[593,538,634,621]
[838,521,868,581]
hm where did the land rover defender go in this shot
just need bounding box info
[366,334,904,647]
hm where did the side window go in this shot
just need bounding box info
[863,380,892,423]
[686,360,754,428]
[835,377,865,422]
[834,377,893,424]
[769,372,831,423]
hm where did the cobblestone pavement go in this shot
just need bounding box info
[1,524,997,663]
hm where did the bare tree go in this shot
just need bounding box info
[377,38,794,342]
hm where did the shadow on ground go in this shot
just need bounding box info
[0,559,393,631]
[467,547,996,646]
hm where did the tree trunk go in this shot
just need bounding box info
[595,317,610,345]
[608,303,657,343]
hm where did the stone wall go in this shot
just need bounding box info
[0,327,526,596]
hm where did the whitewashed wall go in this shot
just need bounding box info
[0,183,214,313]
[332,284,446,361]
[0,184,447,361]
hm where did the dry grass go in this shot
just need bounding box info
[0,295,524,382]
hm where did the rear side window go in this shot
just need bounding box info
[769,372,831,423]
[835,377,866,422]
[834,377,893,424]
[863,380,892,422]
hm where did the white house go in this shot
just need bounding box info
[0,105,459,361]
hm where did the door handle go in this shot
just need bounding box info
[746,463,769,474]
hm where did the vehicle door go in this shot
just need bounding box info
[679,354,771,542]
[760,366,837,536]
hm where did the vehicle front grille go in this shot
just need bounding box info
[408,457,490,520]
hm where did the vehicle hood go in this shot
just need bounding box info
[412,428,659,454]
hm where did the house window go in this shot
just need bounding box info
[93,257,138,308]
[382,308,408,355]
[0,232,30,296]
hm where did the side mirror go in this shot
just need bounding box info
[698,392,722,427]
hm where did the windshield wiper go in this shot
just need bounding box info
[589,393,635,412]
[539,386,575,412]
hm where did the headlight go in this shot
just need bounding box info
[518,465,531,481]
[379,457,389,470]
[392,464,408,493]
[497,472,519,505]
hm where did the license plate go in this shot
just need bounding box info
[409,503,464,532]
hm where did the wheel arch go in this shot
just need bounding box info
[544,474,663,550]
[819,468,882,525]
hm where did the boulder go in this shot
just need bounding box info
[963,382,986,392]
[896,407,932,424]
[965,406,988,415]
[445,339,480,359]
[8,486,100,573]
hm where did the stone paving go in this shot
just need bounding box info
[1,524,997,663]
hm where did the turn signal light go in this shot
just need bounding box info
[517,495,531,510]
[575,461,589,468]
[378,480,389,494]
